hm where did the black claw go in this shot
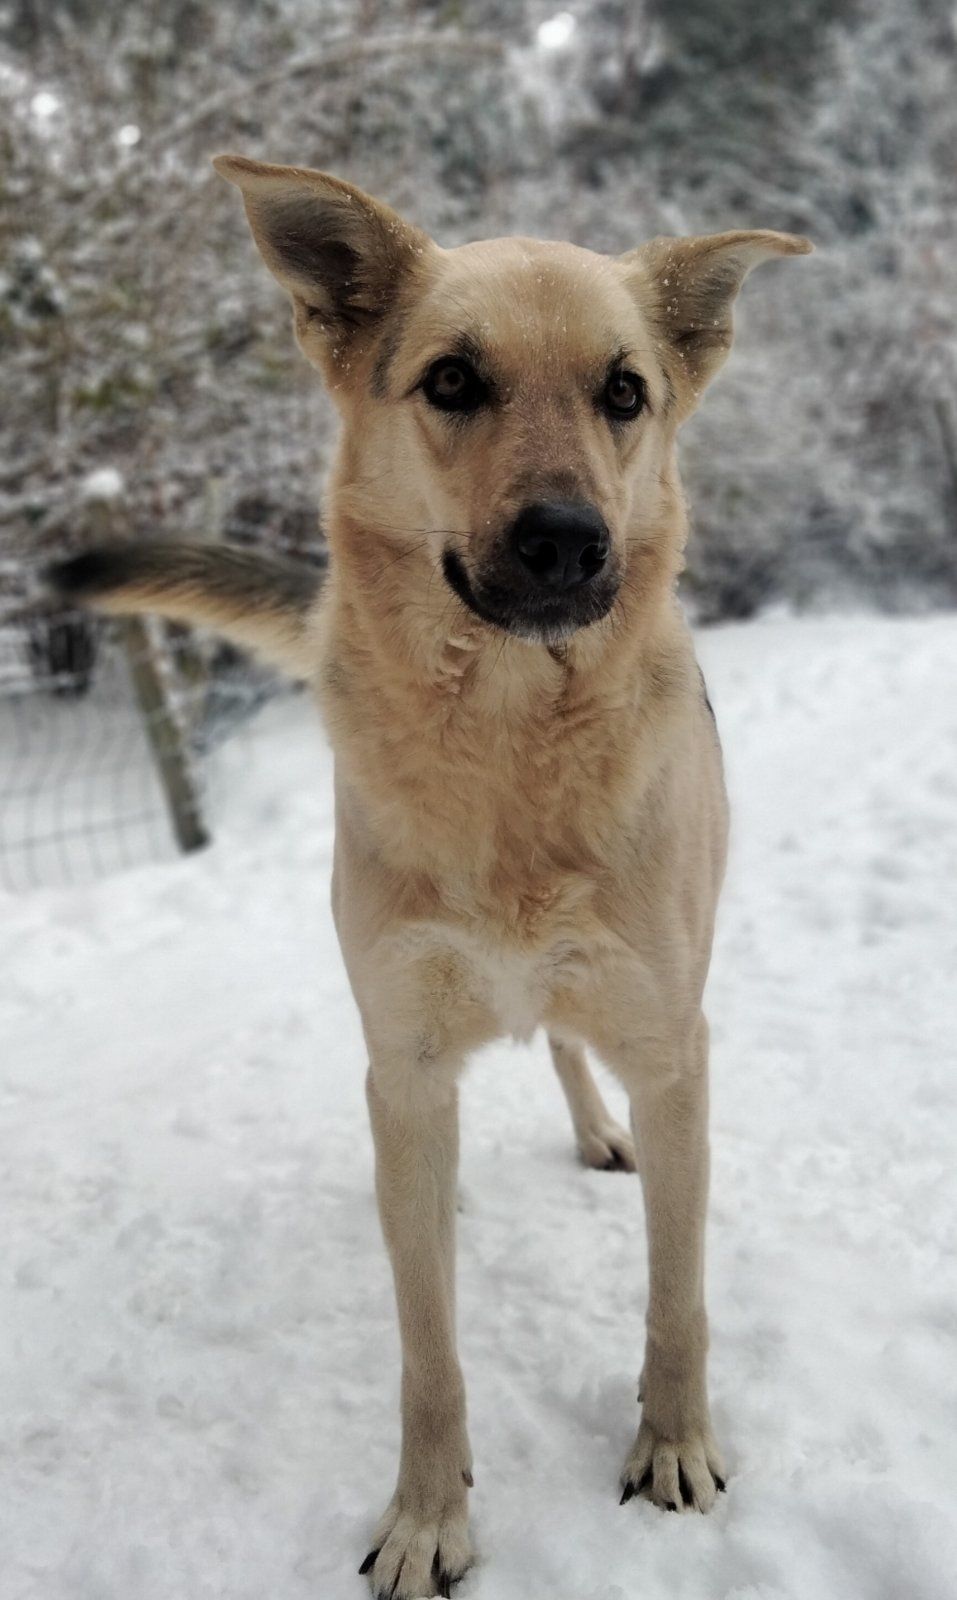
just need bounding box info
[714,1474,727,1493]
[432,1561,454,1600]
[431,1554,455,1599]
[359,1550,379,1576]
[665,1500,678,1512]
[678,1465,695,1508]
[620,1481,636,1504]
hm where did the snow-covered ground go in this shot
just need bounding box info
[2,614,956,1600]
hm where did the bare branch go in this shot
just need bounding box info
[163,32,504,150]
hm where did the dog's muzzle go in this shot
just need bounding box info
[443,499,619,641]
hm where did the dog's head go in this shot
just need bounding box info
[215,155,810,645]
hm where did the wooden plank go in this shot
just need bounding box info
[120,616,210,853]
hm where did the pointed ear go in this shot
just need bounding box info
[213,154,432,364]
[624,229,812,413]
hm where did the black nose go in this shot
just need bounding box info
[510,501,610,591]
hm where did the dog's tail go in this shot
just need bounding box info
[47,541,324,679]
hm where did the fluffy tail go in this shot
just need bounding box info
[47,541,324,679]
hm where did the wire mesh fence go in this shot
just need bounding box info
[0,360,327,895]
[0,598,290,893]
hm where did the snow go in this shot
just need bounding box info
[535,13,577,52]
[29,89,60,122]
[79,468,125,503]
[2,613,956,1600]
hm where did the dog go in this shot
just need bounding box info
[52,154,811,1598]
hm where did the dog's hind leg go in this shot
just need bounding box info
[361,1064,473,1599]
[548,1035,637,1172]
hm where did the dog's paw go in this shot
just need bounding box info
[577,1116,637,1172]
[619,1419,726,1513]
[360,1484,472,1599]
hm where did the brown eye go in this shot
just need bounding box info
[423,357,486,414]
[603,369,646,420]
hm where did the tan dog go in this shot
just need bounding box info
[53,155,811,1599]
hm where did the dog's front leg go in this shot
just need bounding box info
[361,1064,472,1599]
[618,1015,726,1512]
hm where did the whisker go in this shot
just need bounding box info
[370,539,434,576]
[485,623,512,683]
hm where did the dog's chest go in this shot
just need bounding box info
[326,642,650,1040]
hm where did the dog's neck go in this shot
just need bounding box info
[314,489,697,916]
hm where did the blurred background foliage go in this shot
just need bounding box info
[1,0,955,619]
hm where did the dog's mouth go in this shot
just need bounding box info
[441,548,619,644]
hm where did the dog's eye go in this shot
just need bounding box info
[603,370,646,421]
[423,358,486,414]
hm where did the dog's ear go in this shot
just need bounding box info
[624,230,812,413]
[213,154,431,370]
